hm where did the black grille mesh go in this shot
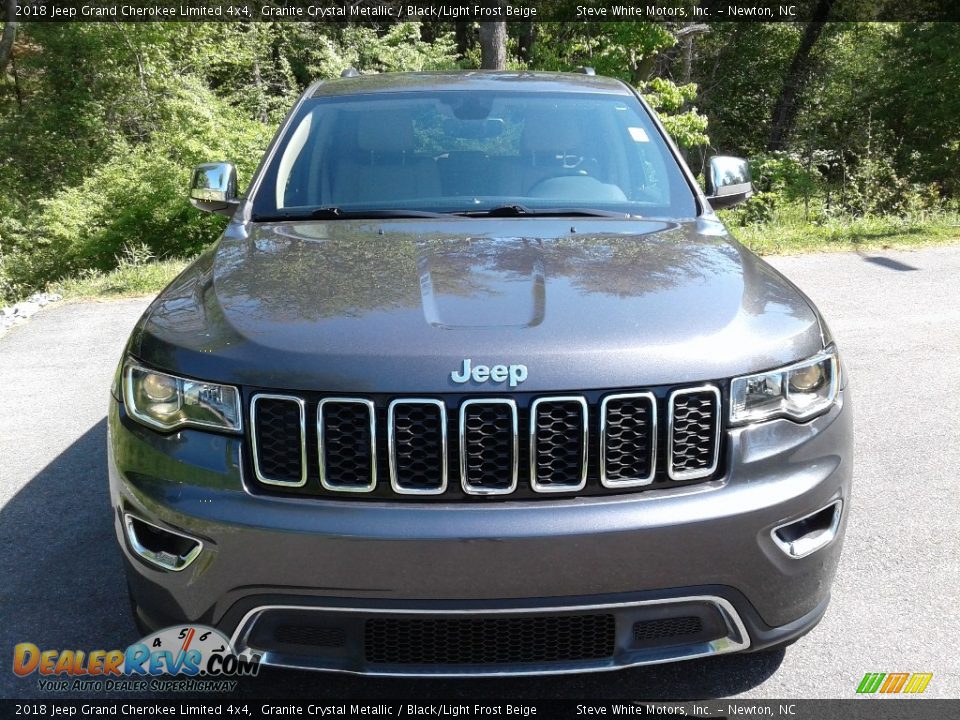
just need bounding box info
[253,398,303,483]
[603,395,654,483]
[274,624,346,648]
[532,400,586,487]
[670,391,719,476]
[249,388,723,497]
[321,402,374,489]
[391,403,445,490]
[462,403,515,491]
[632,616,704,642]
[364,614,615,665]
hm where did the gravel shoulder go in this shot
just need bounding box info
[1,247,958,700]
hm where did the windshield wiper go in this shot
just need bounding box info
[253,208,451,222]
[456,205,632,218]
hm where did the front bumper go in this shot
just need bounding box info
[108,390,851,675]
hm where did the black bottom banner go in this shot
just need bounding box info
[1,700,957,720]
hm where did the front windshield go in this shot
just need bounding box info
[251,90,698,219]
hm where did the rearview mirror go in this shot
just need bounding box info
[190,162,239,216]
[705,156,753,210]
[442,118,504,140]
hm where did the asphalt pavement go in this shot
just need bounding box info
[1,246,959,700]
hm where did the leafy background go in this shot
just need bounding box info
[0,21,957,301]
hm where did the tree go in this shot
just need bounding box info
[479,20,506,70]
[767,0,835,150]
[0,0,17,73]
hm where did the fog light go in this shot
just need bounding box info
[124,514,203,571]
[771,501,842,559]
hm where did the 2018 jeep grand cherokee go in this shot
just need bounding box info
[108,70,851,676]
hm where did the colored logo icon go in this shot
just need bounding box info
[856,672,933,694]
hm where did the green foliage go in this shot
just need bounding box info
[1,20,958,303]
[641,78,709,148]
[531,22,709,148]
[727,203,960,256]
[50,255,190,300]
[1,78,270,298]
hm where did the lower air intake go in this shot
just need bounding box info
[364,614,616,665]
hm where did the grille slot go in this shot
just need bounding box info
[668,386,721,481]
[318,398,376,492]
[601,392,657,487]
[460,399,518,495]
[250,394,306,486]
[273,624,346,648]
[530,397,588,492]
[632,616,704,643]
[388,399,448,495]
[364,614,615,665]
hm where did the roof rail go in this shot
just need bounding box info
[574,66,596,76]
[340,67,360,78]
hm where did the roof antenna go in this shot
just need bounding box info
[340,67,360,78]
[575,66,596,76]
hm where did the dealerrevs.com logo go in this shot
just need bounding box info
[13,625,261,693]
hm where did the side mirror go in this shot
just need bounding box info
[190,162,239,216]
[705,156,753,210]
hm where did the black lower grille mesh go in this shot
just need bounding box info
[253,397,303,483]
[603,395,655,483]
[462,402,515,491]
[273,624,346,648]
[364,614,616,665]
[320,401,374,489]
[670,390,719,476]
[391,402,445,491]
[532,400,586,488]
[632,616,704,642]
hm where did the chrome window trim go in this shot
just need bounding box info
[229,594,751,676]
[122,513,203,572]
[459,398,519,496]
[387,398,448,495]
[771,499,843,560]
[529,396,589,493]
[667,385,721,482]
[250,393,308,487]
[317,398,377,493]
[600,391,657,488]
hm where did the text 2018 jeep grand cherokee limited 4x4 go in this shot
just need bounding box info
[108,70,851,676]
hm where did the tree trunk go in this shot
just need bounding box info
[454,21,471,60]
[0,0,17,74]
[479,20,507,70]
[767,0,834,151]
[517,22,535,64]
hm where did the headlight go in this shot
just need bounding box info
[730,346,839,425]
[123,359,242,433]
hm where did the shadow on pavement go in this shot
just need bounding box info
[1,419,783,699]
[860,256,919,272]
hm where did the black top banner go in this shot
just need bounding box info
[4,0,960,23]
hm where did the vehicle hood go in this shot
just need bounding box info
[134,218,825,392]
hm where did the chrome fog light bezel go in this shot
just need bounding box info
[123,513,204,572]
[770,500,843,560]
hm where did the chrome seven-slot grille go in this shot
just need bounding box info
[249,386,722,500]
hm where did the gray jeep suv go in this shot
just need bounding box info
[108,71,851,676]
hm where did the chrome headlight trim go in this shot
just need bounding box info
[729,346,839,426]
[122,358,242,434]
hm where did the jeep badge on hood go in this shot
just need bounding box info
[451,359,528,387]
